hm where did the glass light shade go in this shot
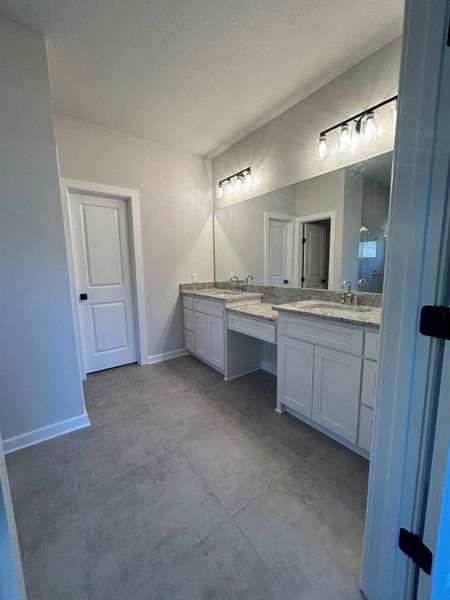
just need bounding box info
[317,135,328,159]
[216,183,224,199]
[245,169,252,188]
[235,175,243,193]
[389,100,398,132]
[226,179,234,195]
[362,112,377,142]
[338,123,351,152]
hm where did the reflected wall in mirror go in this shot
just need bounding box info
[214,151,392,293]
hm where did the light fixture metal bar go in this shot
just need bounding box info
[218,167,251,187]
[320,95,398,137]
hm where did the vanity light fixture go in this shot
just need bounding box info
[338,123,351,152]
[216,167,252,198]
[362,111,377,142]
[216,182,224,199]
[317,134,329,160]
[317,95,398,158]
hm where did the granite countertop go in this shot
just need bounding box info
[183,288,263,302]
[274,300,382,329]
[226,303,279,322]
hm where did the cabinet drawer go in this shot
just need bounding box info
[278,315,363,355]
[361,360,377,409]
[364,331,380,360]
[183,308,194,332]
[185,329,195,353]
[227,313,276,343]
[358,405,374,453]
[194,298,224,319]
[183,295,194,310]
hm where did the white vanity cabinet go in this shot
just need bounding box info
[194,311,224,370]
[277,312,379,456]
[277,336,313,418]
[183,295,225,372]
[312,346,361,443]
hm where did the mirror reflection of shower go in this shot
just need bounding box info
[358,181,390,293]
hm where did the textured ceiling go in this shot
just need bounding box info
[1,0,403,156]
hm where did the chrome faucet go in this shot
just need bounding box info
[341,280,353,304]
[230,274,241,291]
[245,274,254,285]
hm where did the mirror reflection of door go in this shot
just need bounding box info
[265,213,294,286]
[301,219,330,288]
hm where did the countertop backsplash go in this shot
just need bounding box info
[212,282,382,307]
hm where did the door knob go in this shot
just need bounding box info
[79,293,88,301]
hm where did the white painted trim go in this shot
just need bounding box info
[362,1,450,598]
[3,413,90,454]
[60,178,148,378]
[293,210,336,289]
[263,212,295,286]
[146,348,187,365]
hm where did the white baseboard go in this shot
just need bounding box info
[261,360,277,376]
[146,348,187,365]
[3,413,90,454]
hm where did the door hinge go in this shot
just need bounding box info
[398,528,433,575]
[447,17,450,46]
[301,277,305,283]
[302,237,306,244]
[419,305,450,340]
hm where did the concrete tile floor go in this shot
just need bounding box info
[6,355,369,600]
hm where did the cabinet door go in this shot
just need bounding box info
[194,312,211,361]
[208,314,224,370]
[277,337,313,417]
[312,347,362,443]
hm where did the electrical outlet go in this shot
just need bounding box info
[191,272,198,283]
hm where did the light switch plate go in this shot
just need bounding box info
[191,272,198,283]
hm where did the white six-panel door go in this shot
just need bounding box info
[69,192,137,373]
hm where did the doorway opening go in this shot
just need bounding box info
[300,218,330,289]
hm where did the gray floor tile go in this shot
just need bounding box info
[150,386,234,443]
[82,449,228,600]
[70,412,177,493]
[130,519,292,600]
[234,456,367,600]
[179,419,288,515]
[6,436,78,517]
[7,357,367,600]
[17,499,93,600]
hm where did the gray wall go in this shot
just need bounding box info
[54,114,214,359]
[212,38,401,210]
[0,18,85,443]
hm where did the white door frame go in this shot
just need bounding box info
[293,210,336,289]
[361,0,450,598]
[60,178,148,379]
[263,212,295,286]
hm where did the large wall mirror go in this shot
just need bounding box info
[214,151,392,294]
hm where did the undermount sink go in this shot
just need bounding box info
[311,302,373,313]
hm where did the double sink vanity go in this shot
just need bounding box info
[184,150,392,459]
[181,285,381,459]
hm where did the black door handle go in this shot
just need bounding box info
[79,293,88,301]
